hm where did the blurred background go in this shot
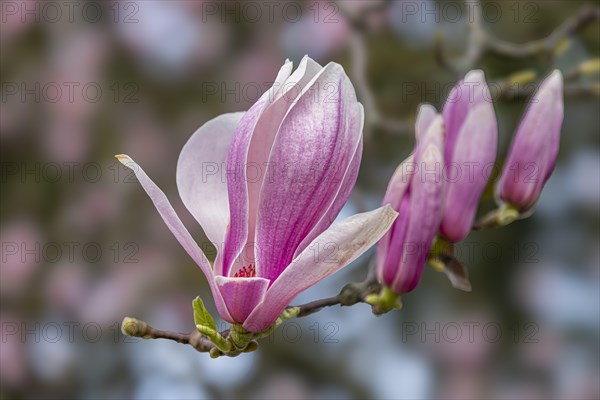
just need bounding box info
[1,0,599,399]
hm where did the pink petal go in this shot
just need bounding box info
[440,102,497,242]
[236,57,323,274]
[392,117,446,293]
[442,70,489,160]
[243,205,398,333]
[375,154,413,282]
[381,154,414,208]
[379,194,411,286]
[415,103,437,140]
[176,112,244,254]
[223,60,294,276]
[214,276,269,324]
[256,63,363,282]
[294,112,364,258]
[223,59,324,277]
[115,155,232,322]
[498,70,563,211]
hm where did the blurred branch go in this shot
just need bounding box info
[435,1,486,76]
[484,4,600,58]
[436,2,600,75]
[339,0,413,136]
[348,33,412,136]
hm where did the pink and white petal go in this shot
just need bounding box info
[115,154,232,322]
[498,71,563,210]
[243,205,397,333]
[415,103,437,140]
[293,108,364,258]
[442,70,489,159]
[214,276,269,324]
[375,154,414,282]
[176,112,244,252]
[381,154,414,209]
[223,61,294,276]
[533,70,564,179]
[441,103,497,242]
[275,56,323,103]
[377,194,411,286]
[392,118,445,293]
[238,57,324,272]
[256,63,363,282]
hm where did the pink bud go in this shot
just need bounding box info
[440,70,498,242]
[376,110,446,294]
[497,70,564,212]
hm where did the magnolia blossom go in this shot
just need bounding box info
[439,70,498,242]
[376,107,445,294]
[497,70,564,212]
[118,56,397,333]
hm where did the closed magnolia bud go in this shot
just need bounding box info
[497,70,564,212]
[376,110,446,294]
[439,70,498,243]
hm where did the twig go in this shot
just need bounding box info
[437,2,600,74]
[295,295,345,317]
[339,0,413,136]
[121,274,381,354]
[484,4,600,58]
[121,317,214,353]
[296,271,381,317]
[435,1,486,76]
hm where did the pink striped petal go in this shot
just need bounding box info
[415,103,437,140]
[176,113,244,253]
[243,205,398,333]
[376,154,413,283]
[379,194,411,286]
[256,63,363,282]
[442,70,489,161]
[223,60,294,276]
[498,70,563,211]
[391,117,445,293]
[293,111,364,258]
[215,276,269,324]
[440,103,497,242]
[233,57,323,276]
[115,155,232,322]
[381,154,414,208]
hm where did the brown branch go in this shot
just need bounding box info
[435,1,486,76]
[120,274,382,354]
[437,2,600,74]
[484,4,600,58]
[295,295,345,317]
[339,0,413,136]
[121,317,215,353]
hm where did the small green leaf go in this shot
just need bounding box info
[279,307,300,321]
[193,297,217,332]
[196,325,232,352]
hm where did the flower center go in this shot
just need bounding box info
[233,264,256,278]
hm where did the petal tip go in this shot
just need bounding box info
[465,69,485,83]
[547,69,564,88]
[115,154,132,166]
[381,204,399,225]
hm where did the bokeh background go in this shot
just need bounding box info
[1,1,599,399]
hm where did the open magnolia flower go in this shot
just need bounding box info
[117,56,397,333]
